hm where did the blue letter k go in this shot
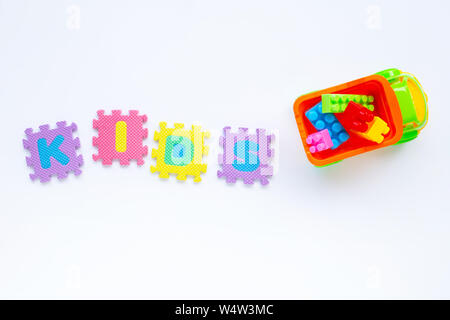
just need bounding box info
[37,135,70,169]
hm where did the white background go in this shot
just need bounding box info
[0,0,449,299]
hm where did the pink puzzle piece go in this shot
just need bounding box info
[306,129,333,153]
[93,110,148,165]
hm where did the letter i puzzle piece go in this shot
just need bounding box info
[23,121,83,182]
[305,102,350,149]
[217,127,274,185]
[321,94,374,113]
[93,110,148,165]
[151,122,210,182]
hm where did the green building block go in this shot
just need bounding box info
[321,94,375,113]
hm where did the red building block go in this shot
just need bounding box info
[338,101,375,132]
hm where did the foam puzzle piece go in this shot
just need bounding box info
[321,94,375,113]
[305,102,350,149]
[217,127,274,185]
[306,129,333,153]
[93,110,148,165]
[356,116,390,144]
[339,101,375,132]
[151,122,209,182]
[23,121,83,182]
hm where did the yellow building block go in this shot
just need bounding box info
[150,122,210,182]
[356,116,390,144]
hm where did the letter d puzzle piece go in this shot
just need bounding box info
[217,127,274,185]
[93,110,148,165]
[23,121,83,182]
[151,122,209,182]
[306,129,333,153]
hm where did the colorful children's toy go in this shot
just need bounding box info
[305,102,350,150]
[294,69,427,167]
[306,129,333,153]
[151,122,209,182]
[93,110,148,165]
[376,68,428,144]
[338,101,375,133]
[355,116,390,144]
[321,94,375,113]
[23,121,83,182]
[217,127,274,185]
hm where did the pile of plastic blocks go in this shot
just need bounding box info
[304,94,390,154]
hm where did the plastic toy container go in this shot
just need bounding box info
[376,68,428,144]
[294,73,416,167]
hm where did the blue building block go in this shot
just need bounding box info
[305,102,350,149]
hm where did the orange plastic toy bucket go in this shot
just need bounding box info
[293,75,403,166]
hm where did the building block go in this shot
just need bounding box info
[356,116,390,144]
[339,101,375,133]
[151,122,209,182]
[23,121,83,182]
[93,110,148,165]
[306,129,333,153]
[305,102,350,149]
[321,94,375,113]
[217,127,274,185]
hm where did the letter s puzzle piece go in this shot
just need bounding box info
[23,121,83,182]
[217,127,274,185]
[151,122,209,182]
[93,110,148,165]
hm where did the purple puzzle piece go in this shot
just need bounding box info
[23,121,84,183]
[217,127,274,185]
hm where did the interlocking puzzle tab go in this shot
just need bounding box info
[339,101,375,133]
[306,129,333,153]
[356,116,390,144]
[93,110,148,165]
[217,127,274,185]
[305,102,350,149]
[151,122,209,182]
[23,121,83,182]
[321,94,375,113]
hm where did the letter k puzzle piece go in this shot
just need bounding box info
[23,121,83,182]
